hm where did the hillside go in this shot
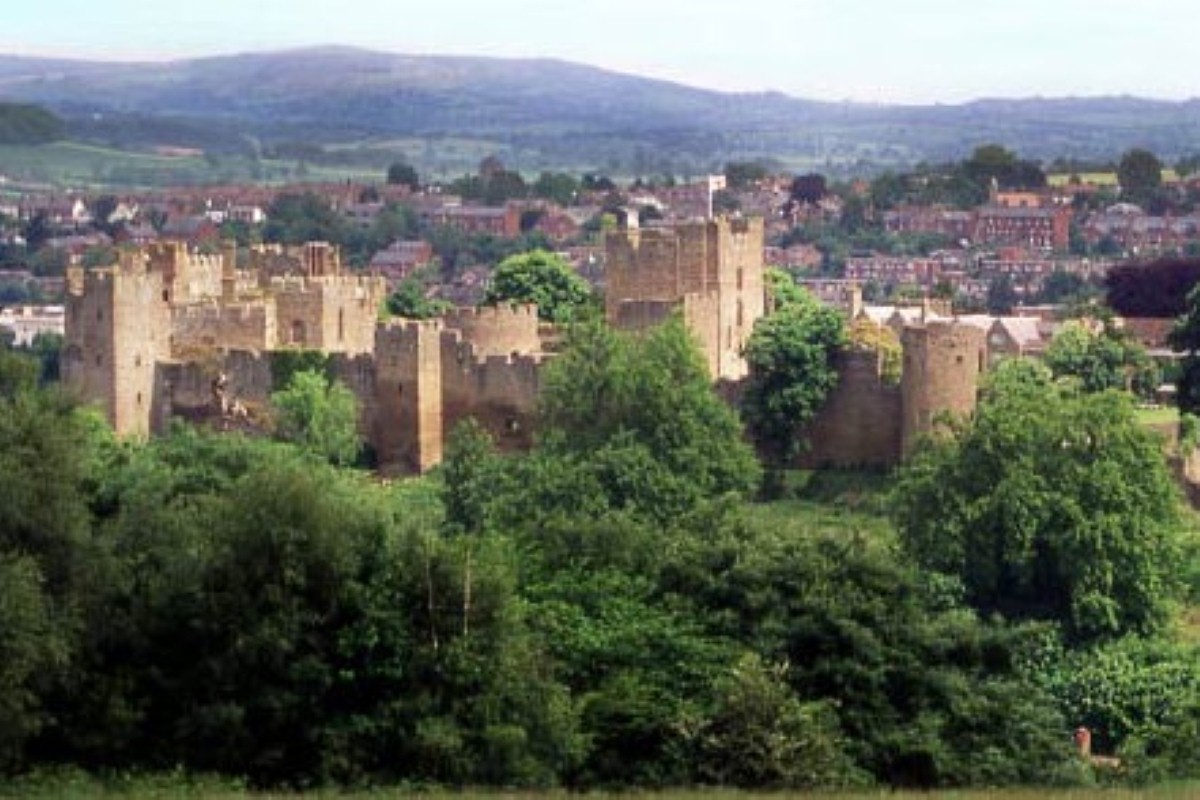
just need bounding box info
[0,102,63,145]
[1,47,1200,176]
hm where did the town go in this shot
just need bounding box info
[1,146,1196,472]
[4,126,1200,798]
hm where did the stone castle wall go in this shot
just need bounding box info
[148,241,226,304]
[153,349,275,430]
[712,217,764,380]
[799,350,903,468]
[65,232,992,475]
[681,293,722,378]
[171,301,276,354]
[440,331,545,455]
[443,304,541,356]
[793,322,988,469]
[368,305,547,473]
[270,274,386,354]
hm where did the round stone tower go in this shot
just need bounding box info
[900,320,987,454]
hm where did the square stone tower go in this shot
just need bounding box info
[604,216,765,380]
[62,254,172,437]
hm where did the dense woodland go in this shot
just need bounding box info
[2,307,1200,791]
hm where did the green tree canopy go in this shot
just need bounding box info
[484,249,594,323]
[1171,280,1200,414]
[741,284,846,473]
[1118,148,1164,205]
[893,359,1185,643]
[385,160,420,189]
[263,192,347,245]
[386,266,452,319]
[986,275,1018,314]
[531,171,580,205]
[962,143,1047,192]
[1044,319,1158,397]
[533,317,760,520]
[269,369,361,466]
[724,160,769,190]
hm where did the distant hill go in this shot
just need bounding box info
[0,102,63,145]
[1,47,1199,176]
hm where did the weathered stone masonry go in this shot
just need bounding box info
[65,220,993,473]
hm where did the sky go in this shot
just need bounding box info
[2,0,1196,104]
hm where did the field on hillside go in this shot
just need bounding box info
[0,142,378,189]
[1047,169,1181,187]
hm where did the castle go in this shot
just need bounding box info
[63,218,987,472]
[605,216,764,380]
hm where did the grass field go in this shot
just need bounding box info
[5,775,1200,799]
[1136,406,1181,432]
[0,142,379,189]
[1047,170,1181,188]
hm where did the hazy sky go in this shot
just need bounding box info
[2,0,1195,103]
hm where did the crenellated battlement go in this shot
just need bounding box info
[173,301,270,321]
[268,274,382,292]
[442,303,541,356]
[445,303,539,324]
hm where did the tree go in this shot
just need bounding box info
[789,173,828,206]
[0,554,67,771]
[724,161,769,190]
[741,287,846,478]
[986,275,1018,314]
[674,503,1078,788]
[269,369,361,466]
[1118,148,1164,205]
[386,267,452,319]
[893,359,1185,643]
[440,418,503,537]
[848,317,901,384]
[0,103,64,145]
[1108,257,1200,317]
[869,171,908,210]
[1038,269,1092,304]
[484,249,593,323]
[263,193,347,245]
[961,144,1046,192]
[536,318,760,519]
[386,160,420,189]
[1171,281,1200,414]
[697,654,858,788]
[531,171,579,206]
[1044,319,1158,397]
[581,173,616,192]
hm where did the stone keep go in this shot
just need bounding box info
[62,251,172,438]
[605,217,765,380]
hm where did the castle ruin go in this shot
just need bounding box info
[605,217,764,380]
[63,219,992,473]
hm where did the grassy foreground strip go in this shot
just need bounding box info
[5,775,1200,800]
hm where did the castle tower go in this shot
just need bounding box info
[900,320,987,454]
[62,253,172,438]
[303,241,340,277]
[147,240,225,304]
[374,319,444,472]
[271,272,387,354]
[605,216,764,380]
